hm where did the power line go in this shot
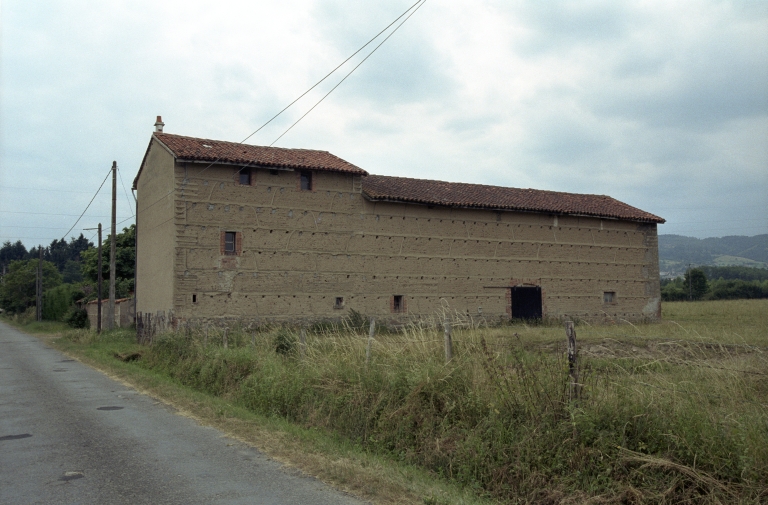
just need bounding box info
[270,0,427,146]
[1,225,70,230]
[117,166,135,218]
[0,210,129,218]
[0,186,93,194]
[137,0,427,221]
[241,0,425,145]
[60,167,112,241]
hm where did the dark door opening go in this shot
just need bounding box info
[511,286,542,320]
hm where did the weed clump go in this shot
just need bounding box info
[273,328,297,356]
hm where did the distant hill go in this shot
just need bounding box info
[658,234,768,278]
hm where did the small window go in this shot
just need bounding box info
[393,295,404,313]
[239,168,251,185]
[224,232,236,255]
[334,297,344,309]
[300,171,313,191]
[604,291,616,304]
[192,294,197,303]
[270,169,279,176]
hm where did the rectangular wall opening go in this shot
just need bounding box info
[300,171,313,191]
[511,286,542,320]
[393,295,403,313]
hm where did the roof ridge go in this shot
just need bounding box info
[154,132,332,154]
[364,173,613,199]
[362,173,664,223]
[134,133,368,181]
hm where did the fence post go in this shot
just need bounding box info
[204,325,208,347]
[365,318,375,367]
[223,328,228,349]
[565,321,579,402]
[444,317,453,363]
[251,332,256,348]
[300,328,307,359]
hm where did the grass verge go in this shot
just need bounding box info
[5,299,767,504]
[3,319,491,505]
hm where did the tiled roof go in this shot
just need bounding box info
[362,175,665,223]
[134,133,367,188]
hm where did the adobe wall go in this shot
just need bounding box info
[166,162,661,324]
[136,142,176,315]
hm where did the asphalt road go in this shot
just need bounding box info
[0,321,366,505]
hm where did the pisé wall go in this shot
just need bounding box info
[146,162,661,324]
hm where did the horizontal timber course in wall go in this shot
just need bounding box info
[169,165,660,323]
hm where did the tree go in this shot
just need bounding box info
[40,234,93,272]
[0,240,28,272]
[62,260,84,283]
[0,260,62,314]
[81,225,135,298]
[684,268,709,300]
[42,283,85,321]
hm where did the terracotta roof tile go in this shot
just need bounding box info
[362,175,664,223]
[154,133,367,175]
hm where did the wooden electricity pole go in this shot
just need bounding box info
[36,247,42,321]
[108,161,117,330]
[97,223,103,334]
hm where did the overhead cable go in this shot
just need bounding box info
[270,0,427,146]
[137,0,427,218]
[60,167,112,241]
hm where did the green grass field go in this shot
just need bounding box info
[8,299,767,504]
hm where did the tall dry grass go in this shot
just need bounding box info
[138,300,768,503]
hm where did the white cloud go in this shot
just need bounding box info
[1,0,766,247]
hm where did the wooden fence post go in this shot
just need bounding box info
[300,328,307,359]
[444,317,453,363]
[223,328,228,349]
[251,332,256,348]
[565,321,579,402]
[365,318,375,367]
[204,325,208,347]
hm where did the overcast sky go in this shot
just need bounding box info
[1,0,766,249]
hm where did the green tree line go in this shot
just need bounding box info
[0,226,135,325]
[661,267,768,301]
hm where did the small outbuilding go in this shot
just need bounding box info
[86,297,135,331]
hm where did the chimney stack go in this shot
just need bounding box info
[154,116,165,133]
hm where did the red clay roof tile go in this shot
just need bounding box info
[362,175,664,223]
[134,133,662,223]
[153,132,367,175]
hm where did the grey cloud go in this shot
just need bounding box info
[310,0,454,106]
[594,45,768,131]
[510,1,638,54]
[526,117,610,166]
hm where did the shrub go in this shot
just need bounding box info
[65,307,89,328]
[43,283,85,321]
[273,328,297,355]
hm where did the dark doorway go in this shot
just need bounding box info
[511,286,542,320]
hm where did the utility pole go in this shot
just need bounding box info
[108,161,117,330]
[132,188,138,327]
[85,225,104,333]
[688,263,692,301]
[98,224,103,333]
[36,247,42,321]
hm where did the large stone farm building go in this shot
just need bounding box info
[133,121,665,326]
